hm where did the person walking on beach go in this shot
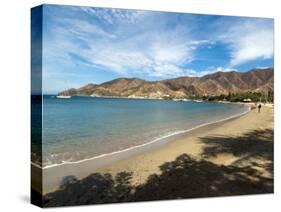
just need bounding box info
[258,103,262,113]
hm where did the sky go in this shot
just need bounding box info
[37,4,274,94]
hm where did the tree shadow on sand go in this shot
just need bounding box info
[43,129,273,207]
[200,129,273,176]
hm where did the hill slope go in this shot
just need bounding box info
[59,68,273,98]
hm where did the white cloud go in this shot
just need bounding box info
[45,10,215,79]
[182,67,237,78]
[199,67,237,76]
[148,39,213,65]
[150,63,185,77]
[47,7,250,83]
[60,18,116,39]
[218,19,274,66]
[79,7,147,24]
[84,48,153,74]
[81,37,212,78]
[44,6,273,87]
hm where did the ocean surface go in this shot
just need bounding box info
[38,95,249,168]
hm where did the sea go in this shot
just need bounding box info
[36,95,249,168]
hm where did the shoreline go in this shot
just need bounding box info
[40,104,273,197]
[34,104,250,170]
[94,104,273,189]
[36,104,258,194]
[46,111,273,206]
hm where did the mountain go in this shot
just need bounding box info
[59,68,274,98]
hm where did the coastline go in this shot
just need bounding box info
[38,103,250,170]
[41,104,274,203]
[93,105,273,192]
[37,104,259,194]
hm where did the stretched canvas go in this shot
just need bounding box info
[31,4,274,208]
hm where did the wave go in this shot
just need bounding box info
[32,105,251,169]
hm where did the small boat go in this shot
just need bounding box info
[194,100,203,103]
[173,98,190,102]
[182,99,190,102]
[56,95,71,99]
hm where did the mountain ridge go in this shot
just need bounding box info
[59,68,274,99]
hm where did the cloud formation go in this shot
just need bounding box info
[41,5,274,93]
[44,7,215,78]
[217,18,274,66]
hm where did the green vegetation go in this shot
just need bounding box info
[162,91,274,103]
[202,91,274,103]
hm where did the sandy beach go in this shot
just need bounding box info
[41,105,273,206]
[97,104,273,184]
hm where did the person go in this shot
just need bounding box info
[258,103,262,113]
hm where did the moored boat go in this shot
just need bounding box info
[56,95,71,99]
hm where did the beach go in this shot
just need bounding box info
[41,104,273,206]
[97,104,273,184]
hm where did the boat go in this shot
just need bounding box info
[182,99,190,102]
[173,98,190,102]
[56,80,72,99]
[194,100,203,103]
[56,95,71,99]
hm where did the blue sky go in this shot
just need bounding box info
[39,4,274,94]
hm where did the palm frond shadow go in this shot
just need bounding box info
[201,129,273,158]
[200,129,273,175]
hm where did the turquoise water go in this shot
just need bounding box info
[41,95,249,167]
